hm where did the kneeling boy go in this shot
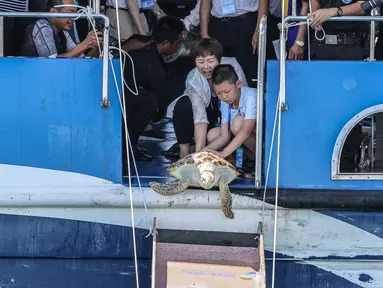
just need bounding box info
[204,64,257,160]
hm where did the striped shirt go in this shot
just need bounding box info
[32,19,80,58]
[0,0,28,12]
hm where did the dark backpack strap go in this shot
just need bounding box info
[21,19,68,57]
[20,22,39,57]
[55,30,68,55]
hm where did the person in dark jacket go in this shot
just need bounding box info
[121,16,186,162]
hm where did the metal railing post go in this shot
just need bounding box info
[368,8,378,62]
[279,19,288,111]
[0,12,110,108]
[280,15,383,109]
[255,15,267,189]
[0,17,3,57]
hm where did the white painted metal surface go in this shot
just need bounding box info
[0,163,382,287]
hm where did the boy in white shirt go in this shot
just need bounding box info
[204,64,257,160]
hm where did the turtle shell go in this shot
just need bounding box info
[167,151,240,186]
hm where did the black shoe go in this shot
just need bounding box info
[139,130,166,142]
[132,147,152,162]
[164,143,180,158]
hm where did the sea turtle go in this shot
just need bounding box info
[149,151,240,219]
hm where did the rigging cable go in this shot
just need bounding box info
[114,0,140,286]
[55,4,160,288]
[264,3,327,286]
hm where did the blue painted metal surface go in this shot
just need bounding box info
[0,258,364,288]
[0,213,376,287]
[320,211,383,239]
[0,58,122,183]
[0,258,151,288]
[265,60,383,189]
[265,260,363,288]
[0,214,151,258]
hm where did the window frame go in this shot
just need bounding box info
[331,104,383,180]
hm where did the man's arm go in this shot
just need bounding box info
[310,0,321,11]
[297,2,309,41]
[308,0,364,27]
[58,43,89,57]
[61,30,101,58]
[126,0,146,35]
[33,25,89,58]
[184,0,201,30]
[200,0,212,38]
[288,1,309,60]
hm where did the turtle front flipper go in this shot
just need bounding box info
[149,180,190,195]
[219,180,234,219]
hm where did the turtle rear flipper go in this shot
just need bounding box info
[149,180,190,195]
[219,181,234,219]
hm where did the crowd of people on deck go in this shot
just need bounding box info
[4,0,383,174]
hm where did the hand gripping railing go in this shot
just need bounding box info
[255,15,267,188]
[279,15,383,111]
[0,12,110,108]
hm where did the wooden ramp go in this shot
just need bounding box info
[151,218,266,288]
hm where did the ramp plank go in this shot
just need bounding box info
[151,218,265,288]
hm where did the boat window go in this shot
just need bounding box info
[332,106,383,179]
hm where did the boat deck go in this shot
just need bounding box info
[124,120,257,189]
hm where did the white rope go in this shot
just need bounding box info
[268,0,287,282]
[308,0,326,41]
[114,0,140,286]
[109,52,154,237]
[271,92,283,288]
[109,47,139,95]
[53,4,155,286]
[280,14,326,53]
[65,2,153,234]
[267,3,326,286]
[261,93,280,224]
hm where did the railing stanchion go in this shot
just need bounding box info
[0,17,3,57]
[255,15,267,189]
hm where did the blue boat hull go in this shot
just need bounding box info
[0,212,378,288]
[0,57,382,287]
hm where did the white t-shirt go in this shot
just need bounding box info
[220,86,257,124]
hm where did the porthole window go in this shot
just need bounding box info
[332,105,383,180]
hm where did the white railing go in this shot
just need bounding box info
[0,12,110,108]
[280,15,383,110]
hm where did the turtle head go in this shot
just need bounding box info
[200,171,215,189]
